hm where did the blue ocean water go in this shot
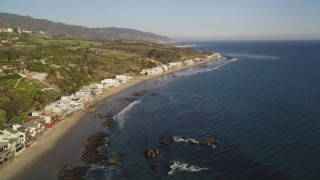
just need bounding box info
[89,41,320,180]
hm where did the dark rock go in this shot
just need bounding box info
[58,166,89,180]
[132,91,142,96]
[104,157,120,165]
[150,163,160,172]
[144,149,160,160]
[199,138,220,147]
[159,138,171,145]
[82,132,108,164]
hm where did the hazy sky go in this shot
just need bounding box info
[1,0,320,40]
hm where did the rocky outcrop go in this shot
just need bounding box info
[150,163,160,172]
[82,132,108,164]
[104,157,120,165]
[144,149,160,160]
[159,138,172,145]
[199,138,220,147]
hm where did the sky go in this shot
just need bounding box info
[1,0,320,40]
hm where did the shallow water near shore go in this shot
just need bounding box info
[13,41,320,179]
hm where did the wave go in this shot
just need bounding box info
[86,165,116,180]
[113,99,142,128]
[206,62,229,72]
[173,136,199,145]
[168,161,209,176]
[226,53,279,60]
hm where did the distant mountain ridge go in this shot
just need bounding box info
[0,12,172,42]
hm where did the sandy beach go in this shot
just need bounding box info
[0,57,219,179]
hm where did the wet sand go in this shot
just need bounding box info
[0,58,219,180]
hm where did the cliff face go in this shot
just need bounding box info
[0,13,172,42]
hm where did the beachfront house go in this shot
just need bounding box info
[150,66,164,75]
[115,75,133,84]
[91,83,104,89]
[42,112,59,128]
[183,60,195,66]
[88,85,103,97]
[0,140,14,168]
[46,94,85,117]
[141,66,165,76]
[207,52,221,60]
[162,65,170,72]
[45,101,68,116]
[31,111,42,117]
[75,88,92,100]
[101,78,120,88]
[168,62,182,69]
[193,58,202,62]
[20,120,45,138]
[0,128,26,154]
[70,95,84,109]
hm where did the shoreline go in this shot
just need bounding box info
[0,57,220,179]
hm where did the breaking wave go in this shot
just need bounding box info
[113,99,142,128]
[173,136,199,145]
[86,165,116,180]
[168,161,209,176]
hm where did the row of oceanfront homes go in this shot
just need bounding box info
[0,52,221,168]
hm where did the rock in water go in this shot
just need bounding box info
[200,138,219,147]
[159,138,171,145]
[144,149,160,159]
[104,157,120,165]
[150,163,160,172]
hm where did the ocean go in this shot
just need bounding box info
[90,40,320,180]
[14,41,320,180]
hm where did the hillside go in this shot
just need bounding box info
[91,27,171,42]
[0,32,204,125]
[0,12,172,42]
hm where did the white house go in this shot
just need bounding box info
[76,86,93,100]
[141,66,165,76]
[193,58,202,62]
[0,140,14,168]
[207,52,221,59]
[92,83,104,89]
[45,101,67,115]
[115,75,133,84]
[31,111,41,117]
[162,65,170,72]
[70,95,84,108]
[169,62,182,69]
[20,121,45,137]
[101,78,120,88]
[150,67,164,75]
[0,127,26,154]
[183,60,195,66]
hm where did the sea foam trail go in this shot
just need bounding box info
[168,161,209,176]
[113,99,142,128]
[173,136,199,145]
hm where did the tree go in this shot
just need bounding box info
[9,112,27,125]
[0,109,7,125]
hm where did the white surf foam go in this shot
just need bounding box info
[172,136,200,144]
[173,136,189,143]
[168,161,209,176]
[113,99,142,128]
